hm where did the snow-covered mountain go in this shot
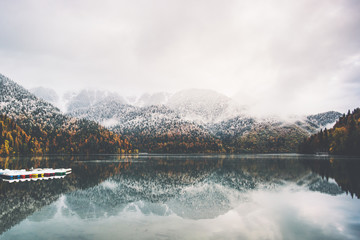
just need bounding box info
[107,105,224,153]
[0,74,67,130]
[29,86,341,134]
[209,116,256,139]
[167,89,245,124]
[23,75,343,153]
[110,105,212,138]
[65,88,244,124]
[39,88,244,124]
[0,73,136,154]
[132,92,172,107]
[62,85,342,153]
[30,87,60,106]
[28,88,128,113]
[66,98,224,153]
[207,111,342,152]
[306,111,342,129]
[66,88,251,129]
[65,89,126,112]
[68,101,136,127]
[211,111,341,139]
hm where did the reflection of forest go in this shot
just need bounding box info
[0,155,359,234]
[303,157,360,198]
[0,155,132,234]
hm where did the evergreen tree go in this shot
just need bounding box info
[299,108,360,155]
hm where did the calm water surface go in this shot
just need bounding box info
[0,154,359,240]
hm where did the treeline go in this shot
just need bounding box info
[120,129,226,153]
[120,128,303,154]
[119,125,306,154]
[0,115,137,156]
[228,125,306,153]
[299,108,360,155]
[0,115,40,155]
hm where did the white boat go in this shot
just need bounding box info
[0,168,72,183]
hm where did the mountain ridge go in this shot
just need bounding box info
[2,73,343,154]
[65,89,341,153]
[0,74,135,155]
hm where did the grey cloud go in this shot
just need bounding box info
[0,0,359,115]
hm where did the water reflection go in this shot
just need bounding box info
[0,154,359,239]
[303,157,360,198]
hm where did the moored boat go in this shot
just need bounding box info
[0,168,71,183]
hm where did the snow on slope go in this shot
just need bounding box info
[111,105,213,137]
[30,87,60,106]
[69,101,211,137]
[0,74,68,129]
[64,86,342,140]
[67,88,246,125]
[306,111,342,129]
[68,100,136,128]
[65,89,126,112]
[26,81,342,142]
[133,92,172,107]
[167,89,244,124]
[29,88,127,113]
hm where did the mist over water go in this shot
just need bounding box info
[1,154,360,239]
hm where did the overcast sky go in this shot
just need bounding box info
[0,0,360,115]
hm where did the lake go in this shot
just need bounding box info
[0,154,359,240]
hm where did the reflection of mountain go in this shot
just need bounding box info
[63,157,348,220]
[0,178,68,234]
[1,155,359,234]
[0,156,132,234]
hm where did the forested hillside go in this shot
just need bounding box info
[0,115,42,155]
[299,108,360,155]
[0,73,345,154]
[68,90,341,154]
[0,114,135,155]
[0,74,136,155]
